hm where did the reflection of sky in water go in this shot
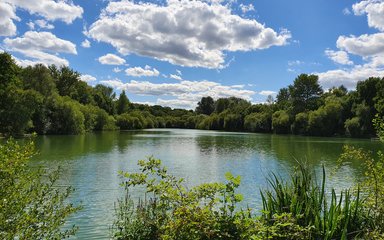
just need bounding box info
[31,129,384,239]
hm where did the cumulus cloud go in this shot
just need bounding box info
[317,64,384,89]
[336,33,384,57]
[325,49,353,65]
[6,0,83,24]
[125,65,160,77]
[100,78,255,109]
[81,39,91,48]
[98,53,126,65]
[353,0,384,31]
[1,0,82,36]
[87,0,290,69]
[4,31,76,66]
[0,2,18,36]
[316,1,384,89]
[80,74,97,82]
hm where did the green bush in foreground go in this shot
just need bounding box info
[112,155,384,240]
[0,138,80,239]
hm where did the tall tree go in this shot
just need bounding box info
[289,74,323,114]
[116,90,130,114]
[93,84,116,115]
[195,96,215,115]
[50,65,80,97]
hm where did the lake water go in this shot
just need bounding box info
[32,129,384,239]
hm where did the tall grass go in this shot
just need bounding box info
[260,163,363,239]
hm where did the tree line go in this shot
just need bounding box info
[1,52,383,137]
[194,74,384,137]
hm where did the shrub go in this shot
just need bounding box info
[0,138,80,239]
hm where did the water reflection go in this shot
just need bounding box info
[30,129,383,239]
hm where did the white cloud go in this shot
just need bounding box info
[336,33,384,57]
[80,74,97,82]
[4,31,77,66]
[353,0,384,31]
[325,49,353,65]
[125,65,160,77]
[176,69,182,76]
[98,53,126,65]
[0,2,18,36]
[6,0,83,24]
[287,60,304,66]
[113,67,122,73]
[239,3,255,14]
[100,78,255,109]
[35,19,54,29]
[157,98,196,109]
[317,64,384,89]
[259,90,277,96]
[81,39,91,48]
[1,0,82,36]
[4,31,77,54]
[316,1,384,89]
[170,74,182,80]
[88,0,290,69]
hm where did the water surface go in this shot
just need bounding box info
[32,129,384,239]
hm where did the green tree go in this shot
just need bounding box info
[195,96,215,115]
[116,90,130,114]
[93,84,116,115]
[21,64,56,97]
[244,112,272,133]
[272,110,291,134]
[0,138,80,239]
[50,65,81,97]
[289,74,323,114]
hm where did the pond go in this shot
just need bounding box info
[32,129,384,239]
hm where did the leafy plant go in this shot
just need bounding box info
[0,137,81,239]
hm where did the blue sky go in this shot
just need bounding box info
[1,0,384,109]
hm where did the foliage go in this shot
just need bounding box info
[112,157,247,240]
[2,51,384,138]
[289,74,323,114]
[196,96,215,115]
[260,163,363,239]
[272,110,290,134]
[244,112,271,133]
[0,138,80,239]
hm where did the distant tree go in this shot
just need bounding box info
[289,74,323,114]
[195,96,215,115]
[116,90,130,114]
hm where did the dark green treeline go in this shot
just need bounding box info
[1,52,383,137]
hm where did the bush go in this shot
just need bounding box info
[111,158,246,239]
[272,110,291,134]
[0,138,80,239]
[244,112,271,133]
